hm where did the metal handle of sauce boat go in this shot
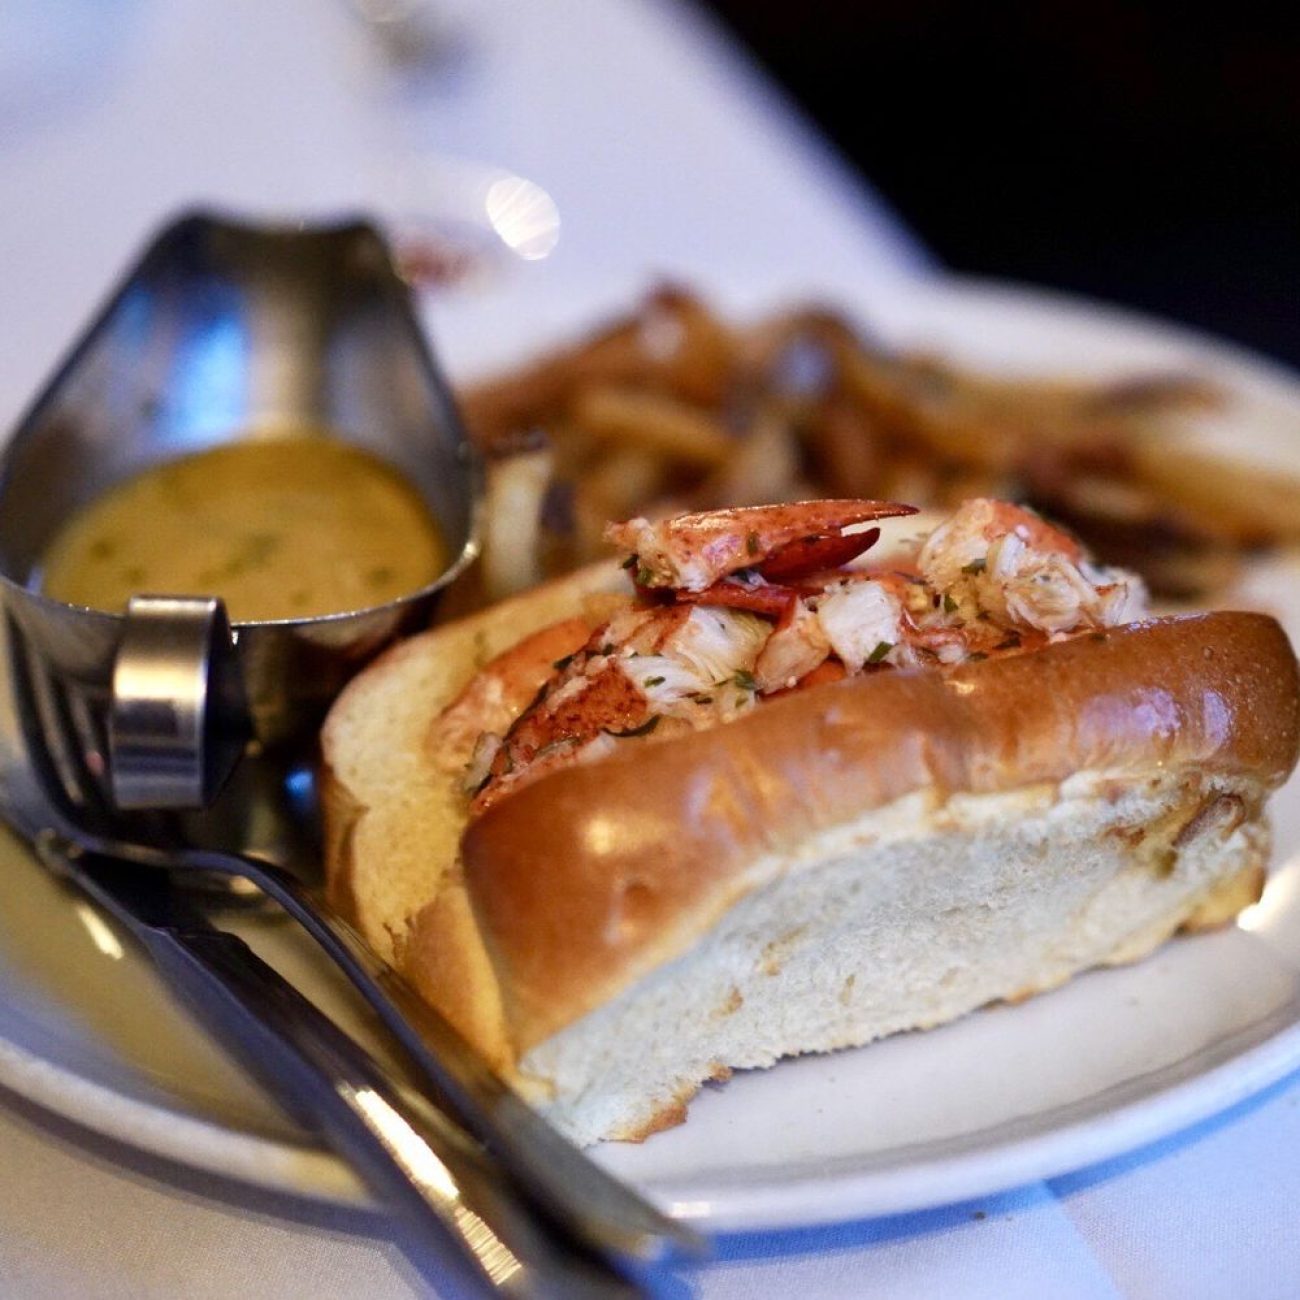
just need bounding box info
[108,596,249,809]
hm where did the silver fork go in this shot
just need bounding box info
[0,767,640,1298]
[5,625,705,1268]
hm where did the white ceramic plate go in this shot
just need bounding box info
[2,277,1298,1233]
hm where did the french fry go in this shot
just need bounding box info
[454,284,1288,600]
[702,410,802,506]
[642,286,736,406]
[459,286,736,451]
[583,446,669,520]
[1130,442,1300,544]
[480,444,554,601]
[571,387,735,467]
[799,398,884,499]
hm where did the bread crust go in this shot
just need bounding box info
[320,562,631,1062]
[460,612,1300,1054]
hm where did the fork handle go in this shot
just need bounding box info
[219,854,700,1263]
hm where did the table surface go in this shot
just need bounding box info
[2,2,1299,1296]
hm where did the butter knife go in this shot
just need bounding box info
[0,774,641,1298]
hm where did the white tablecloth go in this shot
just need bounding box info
[1,1067,1299,1299]
[1,2,1298,1296]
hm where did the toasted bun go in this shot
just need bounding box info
[324,589,1299,1142]
[462,612,1299,1053]
[320,562,630,1064]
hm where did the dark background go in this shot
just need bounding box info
[702,0,1300,366]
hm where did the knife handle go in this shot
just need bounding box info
[138,921,641,1300]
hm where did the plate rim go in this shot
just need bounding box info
[2,273,1299,1231]
[649,1017,1300,1230]
[0,1022,367,1206]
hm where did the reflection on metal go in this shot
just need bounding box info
[0,211,481,813]
[351,1084,459,1199]
[350,1084,523,1286]
[169,309,248,447]
[109,596,247,810]
[71,900,124,960]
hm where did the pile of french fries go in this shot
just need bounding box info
[458,285,1300,602]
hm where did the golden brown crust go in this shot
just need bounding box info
[616,1096,691,1143]
[461,612,1300,1054]
[320,561,631,1061]
[319,763,365,924]
[403,881,514,1071]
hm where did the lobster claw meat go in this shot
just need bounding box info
[757,526,881,581]
[607,499,917,593]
